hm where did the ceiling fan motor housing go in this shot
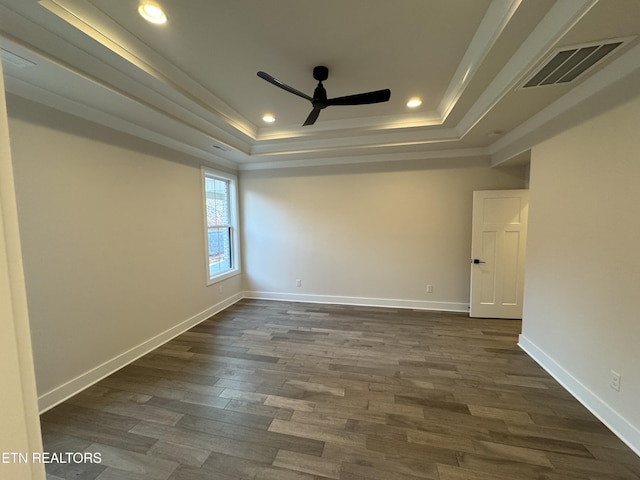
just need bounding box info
[313,65,329,81]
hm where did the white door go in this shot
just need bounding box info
[470,190,528,319]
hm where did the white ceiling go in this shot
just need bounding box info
[1,0,639,170]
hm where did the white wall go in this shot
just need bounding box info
[240,160,526,310]
[521,94,640,453]
[7,96,242,412]
[0,64,45,479]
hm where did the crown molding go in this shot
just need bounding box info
[5,0,633,172]
[3,72,239,170]
[438,0,523,121]
[32,0,537,142]
[38,0,258,139]
[239,148,490,171]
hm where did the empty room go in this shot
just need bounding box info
[1,1,639,479]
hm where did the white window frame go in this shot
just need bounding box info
[201,166,240,285]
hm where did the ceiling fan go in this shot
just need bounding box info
[257,65,391,126]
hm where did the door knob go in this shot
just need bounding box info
[472,259,486,264]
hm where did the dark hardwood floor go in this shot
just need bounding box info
[41,299,640,479]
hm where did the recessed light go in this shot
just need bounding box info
[407,98,422,108]
[138,1,167,24]
[262,114,276,123]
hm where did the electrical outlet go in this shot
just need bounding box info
[218,283,223,293]
[296,279,302,287]
[610,370,621,392]
[426,284,433,293]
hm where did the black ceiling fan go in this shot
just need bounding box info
[257,65,391,126]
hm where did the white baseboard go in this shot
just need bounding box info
[38,292,243,414]
[518,334,640,457]
[243,290,469,313]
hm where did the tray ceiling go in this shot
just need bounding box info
[1,0,639,169]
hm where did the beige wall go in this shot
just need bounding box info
[522,94,640,452]
[240,160,526,309]
[0,65,45,479]
[7,96,242,411]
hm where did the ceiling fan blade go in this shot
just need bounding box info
[303,107,322,126]
[327,89,391,106]
[257,71,313,102]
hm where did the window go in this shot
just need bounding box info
[202,167,239,284]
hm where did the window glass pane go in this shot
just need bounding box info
[205,176,229,227]
[208,226,231,276]
[203,171,236,282]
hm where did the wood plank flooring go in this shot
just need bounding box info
[40,299,640,480]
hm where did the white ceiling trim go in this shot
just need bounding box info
[4,0,634,172]
[38,0,258,140]
[0,3,255,153]
[250,0,601,164]
[35,0,532,140]
[0,34,251,153]
[250,127,461,157]
[0,25,472,165]
[254,0,524,140]
[457,0,598,138]
[255,111,444,141]
[438,0,522,121]
[4,74,239,169]
[239,148,491,172]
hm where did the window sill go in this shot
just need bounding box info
[206,268,241,286]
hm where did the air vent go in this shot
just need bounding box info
[1,49,36,68]
[521,39,628,88]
